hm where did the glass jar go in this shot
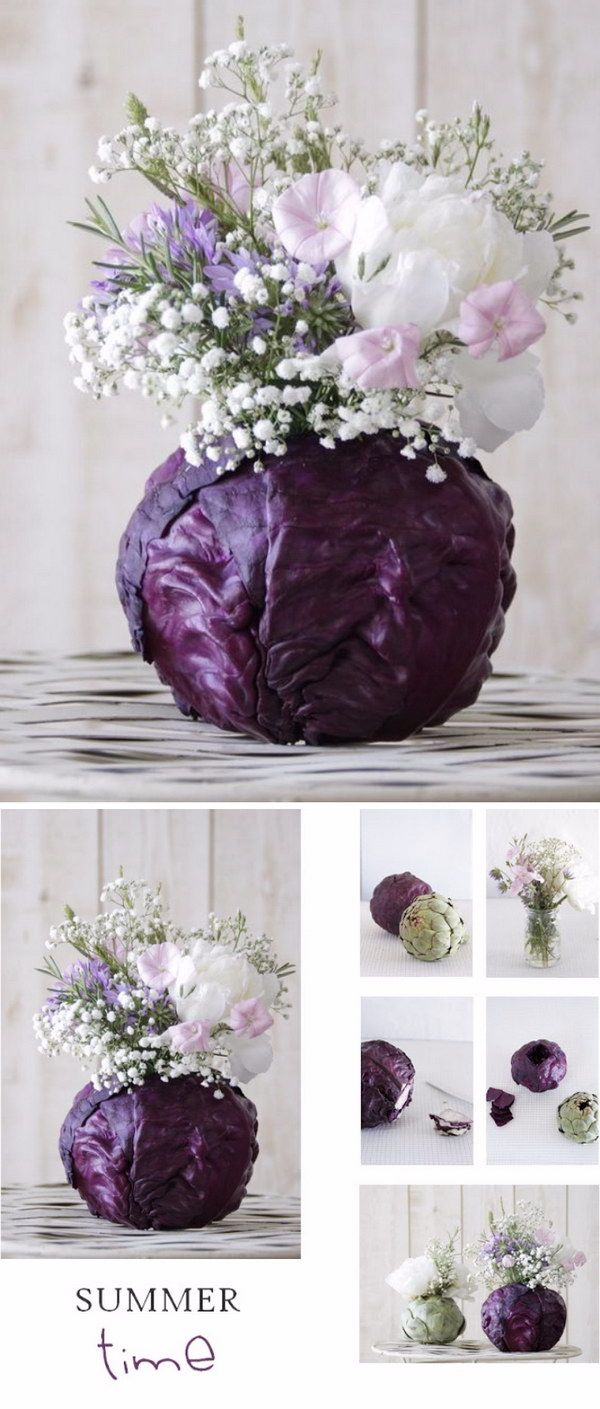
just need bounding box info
[523,906,561,968]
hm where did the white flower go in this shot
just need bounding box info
[169,940,278,1027]
[336,163,530,335]
[386,1255,438,1299]
[563,873,597,913]
[212,307,230,329]
[227,1032,273,1082]
[453,349,545,451]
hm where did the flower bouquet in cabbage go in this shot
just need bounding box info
[65,24,587,745]
[468,1200,585,1353]
[33,875,294,1230]
[386,1232,475,1344]
[490,833,596,968]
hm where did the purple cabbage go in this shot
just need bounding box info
[510,1039,567,1093]
[370,872,432,935]
[116,433,515,745]
[361,1039,415,1128]
[481,1284,567,1353]
[59,1075,258,1230]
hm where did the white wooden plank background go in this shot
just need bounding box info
[360,1183,599,1362]
[1,0,598,676]
[0,807,300,1194]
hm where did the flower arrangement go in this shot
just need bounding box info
[387,1233,474,1345]
[471,1201,585,1353]
[468,1201,585,1294]
[65,20,587,478]
[33,874,294,1095]
[387,1232,475,1301]
[490,835,595,913]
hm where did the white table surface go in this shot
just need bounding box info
[1,1185,300,1259]
[486,996,599,1165]
[371,1340,581,1362]
[487,897,598,978]
[1,655,599,802]
[361,1039,473,1165]
[361,901,472,977]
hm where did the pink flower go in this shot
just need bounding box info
[136,941,180,991]
[165,1019,212,1054]
[458,280,545,361]
[508,863,543,896]
[229,998,274,1039]
[272,169,361,262]
[333,324,420,390]
[211,160,251,214]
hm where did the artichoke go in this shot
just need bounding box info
[369,872,432,935]
[399,893,468,962]
[401,1295,465,1345]
[557,1090,598,1143]
[510,1038,567,1093]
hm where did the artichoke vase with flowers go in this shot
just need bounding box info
[386,1233,474,1345]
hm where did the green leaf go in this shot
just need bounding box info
[68,220,108,239]
[126,92,149,127]
[64,904,75,921]
[553,225,590,240]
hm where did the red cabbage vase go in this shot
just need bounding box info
[116,433,515,745]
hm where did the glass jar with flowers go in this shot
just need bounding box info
[490,834,595,968]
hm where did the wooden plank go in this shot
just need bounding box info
[566,1185,599,1363]
[199,0,420,145]
[461,1184,515,1341]
[0,808,100,1181]
[408,1184,466,1323]
[99,808,210,927]
[211,810,301,1196]
[1,654,598,801]
[360,1185,410,1361]
[425,0,600,677]
[0,0,197,656]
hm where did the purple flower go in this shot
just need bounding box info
[91,200,219,300]
[48,959,121,1007]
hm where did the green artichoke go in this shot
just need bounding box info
[401,1295,465,1344]
[399,893,468,962]
[557,1091,598,1144]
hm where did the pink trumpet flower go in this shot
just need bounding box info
[458,280,546,361]
[165,1019,213,1054]
[136,941,180,991]
[508,863,544,896]
[272,168,361,262]
[333,324,420,391]
[229,998,274,1039]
